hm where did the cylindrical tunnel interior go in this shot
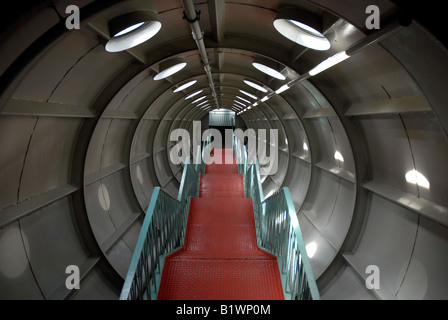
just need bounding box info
[1,0,448,300]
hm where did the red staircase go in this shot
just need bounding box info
[157,149,284,300]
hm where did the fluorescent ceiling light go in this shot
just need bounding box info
[261,95,269,102]
[239,90,258,100]
[243,80,268,93]
[236,96,251,104]
[106,11,162,52]
[275,84,290,94]
[192,96,206,103]
[185,90,203,99]
[174,80,197,92]
[154,62,187,80]
[253,102,258,107]
[253,62,286,80]
[309,51,350,76]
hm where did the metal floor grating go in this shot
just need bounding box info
[157,149,284,300]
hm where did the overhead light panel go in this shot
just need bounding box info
[173,80,197,92]
[273,7,330,51]
[197,100,209,107]
[239,90,258,100]
[154,57,187,80]
[106,11,162,52]
[243,80,268,93]
[192,96,206,104]
[253,62,286,80]
[185,90,203,100]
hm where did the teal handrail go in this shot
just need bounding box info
[120,137,213,300]
[233,135,320,300]
[119,154,200,300]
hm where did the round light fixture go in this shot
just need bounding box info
[243,80,267,93]
[252,58,286,80]
[192,96,206,104]
[239,90,258,100]
[185,90,203,100]
[154,58,187,80]
[105,11,162,52]
[273,7,330,51]
[173,80,197,92]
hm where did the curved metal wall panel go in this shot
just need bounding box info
[19,117,81,201]
[320,264,376,300]
[85,119,112,176]
[352,193,419,296]
[130,159,155,211]
[298,210,337,279]
[84,181,117,246]
[327,117,356,180]
[10,30,96,102]
[402,112,448,208]
[107,239,134,279]
[358,115,417,195]
[100,119,131,168]
[69,269,120,300]
[282,157,311,210]
[20,197,90,298]
[0,222,43,299]
[397,217,448,299]
[0,116,37,210]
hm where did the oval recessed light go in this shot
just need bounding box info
[197,100,209,107]
[239,90,258,100]
[273,7,330,51]
[192,96,206,104]
[185,90,203,100]
[106,11,162,52]
[154,61,187,80]
[252,62,286,80]
[243,81,267,93]
[173,80,197,93]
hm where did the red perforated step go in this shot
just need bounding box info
[199,174,244,198]
[157,149,284,300]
